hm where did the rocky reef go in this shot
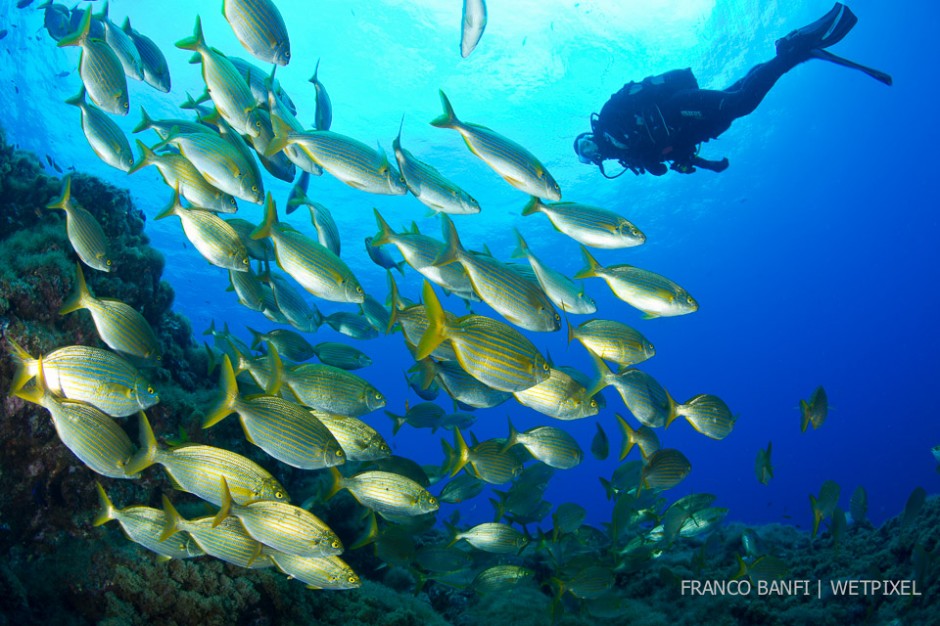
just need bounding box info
[0,129,936,625]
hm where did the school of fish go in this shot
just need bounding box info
[10,0,906,617]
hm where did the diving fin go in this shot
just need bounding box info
[776,3,858,58]
[809,49,893,86]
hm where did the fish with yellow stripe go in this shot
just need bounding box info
[445,429,523,484]
[65,87,134,172]
[46,176,112,272]
[521,197,645,249]
[14,357,137,479]
[222,0,291,66]
[576,247,698,318]
[436,215,560,332]
[431,90,560,200]
[568,318,654,368]
[94,483,203,560]
[59,263,161,363]
[416,281,550,393]
[57,8,129,116]
[203,352,346,470]
[502,418,583,470]
[251,194,365,303]
[266,115,407,195]
[126,411,289,507]
[512,365,598,421]
[269,552,361,590]
[8,337,158,417]
[512,230,596,315]
[326,466,439,520]
[156,189,251,272]
[214,477,342,559]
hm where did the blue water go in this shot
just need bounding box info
[0,0,936,535]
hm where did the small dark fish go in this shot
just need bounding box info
[901,486,926,528]
[55,71,70,78]
[17,0,34,9]
[0,30,8,40]
[591,422,609,460]
[45,154,53,166]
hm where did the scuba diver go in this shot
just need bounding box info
[573,3,891,177]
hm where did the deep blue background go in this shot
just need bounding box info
[0,0,937,532]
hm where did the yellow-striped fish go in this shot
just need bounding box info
[309,59,332,130]
[15,358,136,479]
[446,430,523,484]
[265,89,325,176]
[513,231,596,314]
[215,477,342,558]
[176,16,264,137]
[326,467,439,519]
[576,247,698,318]
[204,353,346,470]
[312,411,391,462]
[160,497,271,569]
[388,276,459,361]
[95,2,144,81]
[127,412,289,506]
[46,176,112,272]
[800,386,828,432]
[132,107,212,139]
[57,9,129,116]
[588,353,675,428]
[248,327,315,362]
[280,361,386,417]
[223,0,291,66]
[228,268,265,311]
[512,366,598,421]
[8,338,158,417]
[269,552,360,590]
[129,140,238,213]
[59,263,161,363]
[156,190,250,271]
[522,197,645,249]
[416,282,550,393]
[393,121,480,215]
[642,449,692,490]
[65,87,133,172]
[502,419,583,469]
[675,394,737,440]
[288,193,341,256]
[431,91,560,200]
[311,342,371,370]
[436,216,559,332]
[252,194,365,303]
[94,483,203,560]
[755,441,773,485]
[158,128,264,204]
[268,273,322,332]
[266,115,407,195]
[472,565,534,595]
[448,521,528,554]
[568,319,654,367]
[122,18,171,92]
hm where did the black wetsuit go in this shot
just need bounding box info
[594,53,802,175]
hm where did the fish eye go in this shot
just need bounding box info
[335,448,344,457]
[123,101,129,110]
[554,313,561,321]
[356,286,363,294]
[147,387,155,394]
[106,259,112,266]
[251,185,258,192]
[255,120,263,128]
[374,392,383,400]
[242,258,250,265]
[275,490,285,499]
[348,576,358,583]
[332,539,341,549]
[686,296,695,304]
[428,496,438,506]
[590,399,598,408]
[542,362,550,372]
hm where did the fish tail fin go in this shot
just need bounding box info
[264,343,283,395]
[251,193,277,240]
[202,355,239,428]
[598,477,615,500]
[64,86,86,108]
[203,320,217,336]
[159,495,183,542]
[511,228,528,260]
[434,215,463,267]
[385,410,405,436]
[154,187,182,220]
[664,390,680,428]
[414,359,436,391]
[573,246,602,280]
[386,271,402,333]
[584,350,612,399]
[799,400,811,433]
[395,261,406,275]
[204,342,217,376]
[264,113,291,158]
[416,282,448,360]
[810,494,822,538]
[8,337,37,394]
[372,209,394,246]
[616,413,636,461]
[125,411,160,476]
[127,139,155,175]
[325,466,344,500]
[349,511,379,550]
[57,7,90,48]
[430,90,459,129]
[732,554,748,580]
[93,482,117,527]
[443,520,460,547]
[13,353,45,406]
[46,175,72,211]
[521,196,541,217]
[448,429,471,477]
[58,262,91,315]
[175,15,206,53]
[212,477,233,528]
[247,327,264,350]
[500,416,520,454]
[393,114,405,154]
[132,106,154,134]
